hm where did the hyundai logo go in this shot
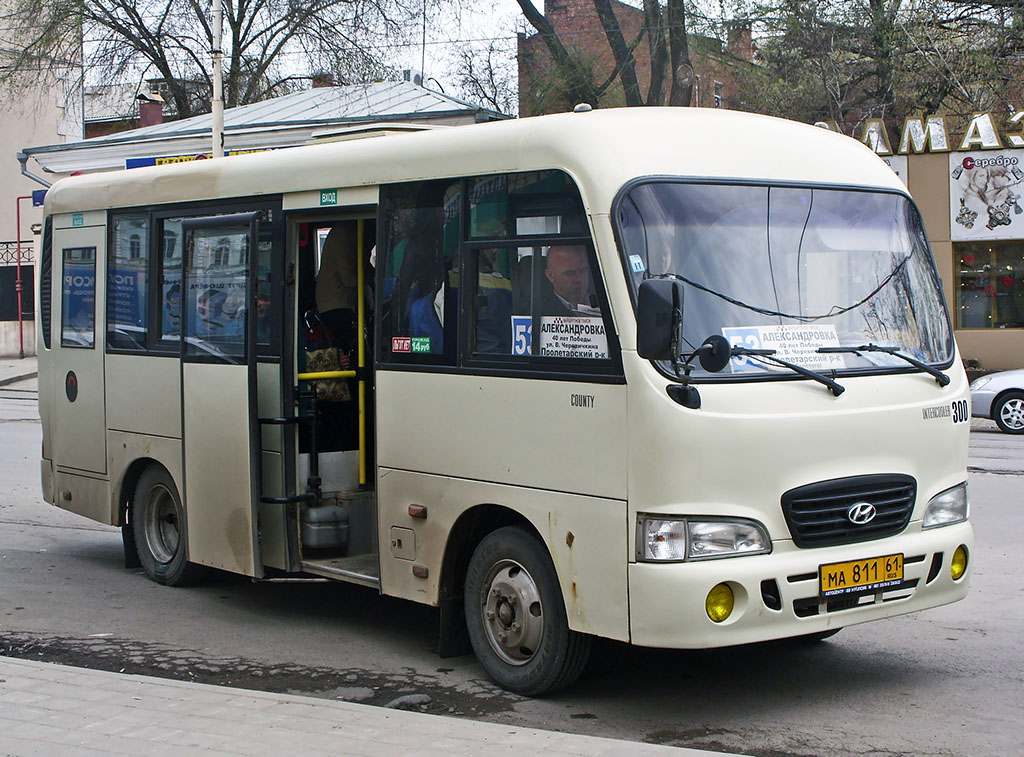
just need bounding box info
[847,502,877,525]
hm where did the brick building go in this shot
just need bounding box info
[517,0,754,116]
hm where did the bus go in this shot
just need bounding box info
[37,107,973,695]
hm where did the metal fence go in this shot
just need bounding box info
[0,240,35,265]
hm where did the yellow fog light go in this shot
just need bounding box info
[705,583,734,623]
[951,545,968,581]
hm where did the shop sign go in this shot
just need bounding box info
[882,155,908,187]
[125,147,277,169]
[950,150,1024,242]
[817,112,1024,157]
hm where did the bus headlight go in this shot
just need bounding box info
[638,517,770,562]
[640,518,688,561]
[922,483,969,529]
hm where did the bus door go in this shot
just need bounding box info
[179,213,262,577]
[52,218,107,476]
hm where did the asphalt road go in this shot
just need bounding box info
[1,378,1021,756]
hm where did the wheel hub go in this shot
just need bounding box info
[144,484,180,564]
[482,560,544,666]
[1001,398,1024,430]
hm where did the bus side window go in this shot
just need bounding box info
[61,246,97,348]
[379,180,459,366]
[473,248,514,354]
[40,217,52,350]
[159,219,184,343]
[473,243,607,360]
[107,213,150,350]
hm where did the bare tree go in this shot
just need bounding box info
[515,0,696,110]
[454,39,518,115]
[2,0,416,118]
[746,0,1023,135]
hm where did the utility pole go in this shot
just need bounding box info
[211,0,224,158]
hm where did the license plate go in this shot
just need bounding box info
[819,553,904,597]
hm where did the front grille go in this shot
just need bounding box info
[782,474,916,548]
[792,579,920,617]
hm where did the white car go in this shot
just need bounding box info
[970,369,1024,434]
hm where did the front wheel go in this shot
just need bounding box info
[132,466,207,586]
[464,527,591,696]
[994,391,1024,434]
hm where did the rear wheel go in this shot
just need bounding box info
[132,466,207,586]
[464,527,591,696]
[993,391,1024,434]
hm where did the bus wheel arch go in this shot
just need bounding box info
[118,457,162,570]
[442,507,591,695]
[130,462,207,586]
[437,505,533,658]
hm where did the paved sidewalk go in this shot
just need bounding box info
[0,657,728,756]
[0,356,36,387]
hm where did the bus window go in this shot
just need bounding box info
[473,248,514,354]
[469,170,585,240]
[159,218,184,343]
[107,213,150,350]
[61,246,96,348]
[40,217,52,350]
[474,243,608,360]
[182,223,250,361]
[379,179,460,365]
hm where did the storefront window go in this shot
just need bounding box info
[956,242,1024,328]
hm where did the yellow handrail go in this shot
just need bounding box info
[356,219,367,487]
[296,370,356,380]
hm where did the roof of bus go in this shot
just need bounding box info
[45,107,905,216]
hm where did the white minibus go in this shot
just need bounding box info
[37,107,972,694]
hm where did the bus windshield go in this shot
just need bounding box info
[617,182,954,379]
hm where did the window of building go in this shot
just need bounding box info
[956,242,1024,328]
[62,247,96,348]
[714,81,724,108]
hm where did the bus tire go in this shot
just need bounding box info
[464,526,591,696]
[132,466,207,586]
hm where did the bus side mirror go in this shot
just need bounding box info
[636,279,684,360]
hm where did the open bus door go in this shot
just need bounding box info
[179,213,262,577]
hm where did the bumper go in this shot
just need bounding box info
[970,389,995,418]
[41,458,54,505]
[628,521,973,648]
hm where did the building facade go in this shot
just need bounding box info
[0,3,82,356]
[850,113,1024,371]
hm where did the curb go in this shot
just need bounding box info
[0,371,37,387]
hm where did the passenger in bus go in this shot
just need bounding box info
[538,245,597,315]
[315,225,359,363]
[649,243,674,276]
[393,219,448,354]
[475,249,513,353]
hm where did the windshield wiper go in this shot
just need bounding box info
[730,345,845,396]
[817,344,950,387]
